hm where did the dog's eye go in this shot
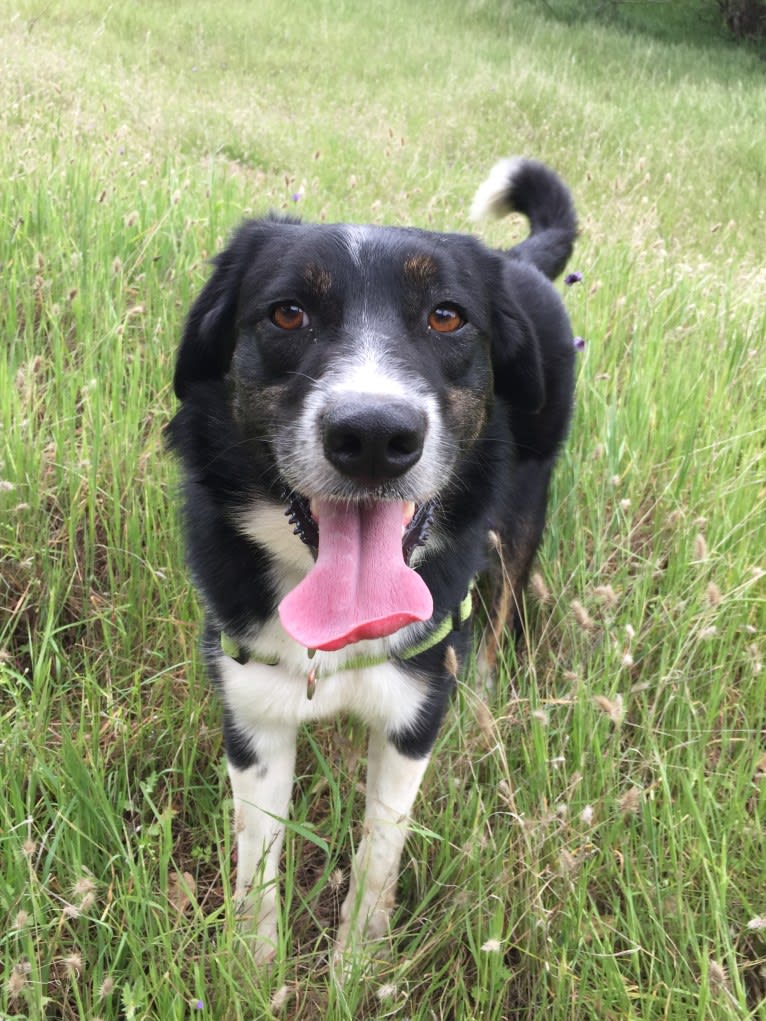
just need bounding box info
[428,305,465,334]
[270,303,309,331]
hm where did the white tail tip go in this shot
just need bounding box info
[469,157,522,222]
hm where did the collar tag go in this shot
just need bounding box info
[306,663,319,700]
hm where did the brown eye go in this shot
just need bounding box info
[270,303,309,330]
[428,305,465,334]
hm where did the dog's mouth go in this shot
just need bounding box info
[285,493,434,563]
[278,493,435,652]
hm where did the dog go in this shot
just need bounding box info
[167,157,577,963]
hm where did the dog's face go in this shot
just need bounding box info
[176,216,547,496]
[249,228,497,507]
[173,216,548,650]
[190,220,508,498]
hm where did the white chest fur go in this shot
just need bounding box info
[219,652,427,739]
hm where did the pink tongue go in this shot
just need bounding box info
[278,499,433,652]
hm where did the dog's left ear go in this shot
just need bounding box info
[489,260,546,414]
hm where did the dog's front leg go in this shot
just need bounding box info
[227,724,297,964]
[336,727,430,957]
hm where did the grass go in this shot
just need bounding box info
[1,0,764,1017]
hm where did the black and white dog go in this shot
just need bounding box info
[167,158,577,962]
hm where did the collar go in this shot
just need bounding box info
[219,587,473,700]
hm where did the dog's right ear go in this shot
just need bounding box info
[173,220,270,400]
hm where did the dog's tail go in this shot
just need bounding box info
[470,157,577,281]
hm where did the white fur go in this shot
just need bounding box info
[222,654,433,960]
[219,652,427,735]
[469,157,522,221]
[336,729,430,955]
[341,224,375,271]
[327,343,413,399]
[229,729,296,963]
[235,501,314,576]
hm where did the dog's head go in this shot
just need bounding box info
[175,217,546,481]
[172,216,551,651]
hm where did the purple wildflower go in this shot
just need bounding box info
[194,1000,204,1010]
[573,336,586,352]
[564,271,583,286]
[291,192,302,203]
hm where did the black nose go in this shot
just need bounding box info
[322,397,427,483]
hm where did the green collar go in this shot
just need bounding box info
[219,588,473,698]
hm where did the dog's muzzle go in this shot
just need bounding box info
[276,396,437,653]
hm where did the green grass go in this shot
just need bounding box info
[1,0,764,1018]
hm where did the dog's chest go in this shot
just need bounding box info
[218,651,427,734]
[223,495,434,731]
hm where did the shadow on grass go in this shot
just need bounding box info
[471,0,766,62]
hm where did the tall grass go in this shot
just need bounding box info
[1,1,764,1018]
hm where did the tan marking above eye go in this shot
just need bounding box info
[270,303,309,330]
[404,254,438,285]
[428,305,465,334]
[303,263,332,299]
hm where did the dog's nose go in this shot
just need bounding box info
[322,397,426,483]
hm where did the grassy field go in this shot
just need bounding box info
[1,0,764,1018]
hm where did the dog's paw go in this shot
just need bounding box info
[331,887,394,980]
[335,908,387,952]
[234,892,280,966]
[332,923,393,984]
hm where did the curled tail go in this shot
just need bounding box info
[470,157,577,281]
